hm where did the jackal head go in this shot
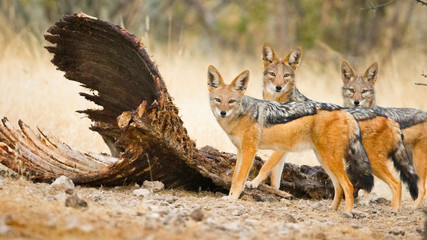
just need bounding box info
[262,42,302,99]
[207,65,249,120]
[341,60,378,108]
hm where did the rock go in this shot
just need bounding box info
[351,210,367,219]
[373,197,391,205]
[343,212,353,218]
[190,208,204,222]
[50,176,74,192]
[143,180,164,192]
[389,227,405,236]
[65,194,88,209]
[283,213,297,223]
[0,179,3,187]
[133,189,150,197]
[215,192,226,198]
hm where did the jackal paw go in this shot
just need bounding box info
[245,180,260,189]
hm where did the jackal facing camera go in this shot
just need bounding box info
[341,60,427,208]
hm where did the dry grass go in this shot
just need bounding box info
[0,20,426,198]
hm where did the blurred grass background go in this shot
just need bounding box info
[0,0,426,175]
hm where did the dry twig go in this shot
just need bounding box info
[415,0,427,5]
[360,0,395,12]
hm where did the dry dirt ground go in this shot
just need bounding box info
[0,169,425,240]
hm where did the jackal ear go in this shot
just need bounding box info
[341,60,356,84]
[284,46,302,70]
[262,42,278,67]
[363,62,378,86]
[231,70,250,93]
[207,65,225,91]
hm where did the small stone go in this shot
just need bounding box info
[389,227,405,236]
[143,180,164,192]
[190,208,204,222]
[136,212,144,217]
[232,209,243,216]
[165,197,177,204]
[65,189,74,195]
[133,189,150,197]
[373,197,391,205]
[215,192,227,198]
[343,212,353,218]
[65,194,88,209]
[50,176,74,192]
[283,213,297,223]
[351,210,367,219]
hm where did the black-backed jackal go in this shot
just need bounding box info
[341,60,427,208]
[258,43,418,210]
[207,65,373,214]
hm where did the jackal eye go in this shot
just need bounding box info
[361,89,369,94]
[228,99,236,104]
[348,88,355,93]
[284,73,290,78]
[214,98,221,103]
[269,72,276,77]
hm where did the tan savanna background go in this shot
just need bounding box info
[0,1,426,197]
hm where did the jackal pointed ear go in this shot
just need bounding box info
[262,42,278,67]
[207,65,225,91]
[284,46,302,70]
[231,70,250,93]
[341,60,356,84]
[363,62,378,86]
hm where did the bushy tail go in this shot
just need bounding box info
[345,124,374,192]
[390,134,419,200]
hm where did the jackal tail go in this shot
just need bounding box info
[390,135,419,200]
[346,125,374,192]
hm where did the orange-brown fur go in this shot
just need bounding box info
[208,65,365,213]
[341,60,427,208]
[262,43,409,210]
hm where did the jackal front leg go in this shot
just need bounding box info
[229,148,242,198]
[230,145,258,200]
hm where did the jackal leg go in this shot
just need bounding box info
[270,152,287,189]
[371,159,402,210]
[246,151,287,189]
[230,145,258,200]
[314,149,353,213]
[229,148,243,197]
[414,142,427,208]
